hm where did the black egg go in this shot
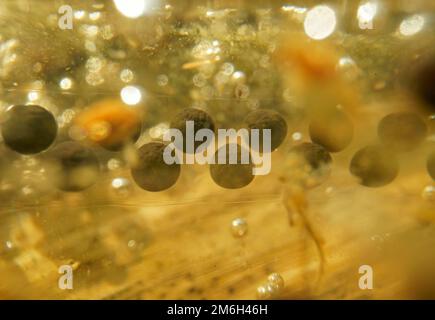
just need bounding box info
[413,58,435,110]
[244,109,287,151]
[428,151,435,180]
[378,112,427,152]
[46,142,100,192]
[350,145,399,187]
[1,105,57,154]
[210,143,254,189]
[170,108,215,154]
[309,109,353,153]
[288,142,332,188]
[131,142,180,192]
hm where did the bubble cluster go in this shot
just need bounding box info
[256,272,285,299]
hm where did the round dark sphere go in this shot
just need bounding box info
[170,108,215,154]
[210,143,254,189]
[244,109,287,151]
[350,145,399,187]
[1,105,57,154]
[131,142,181,192]
[288,142,332,188]
[413,58,435,110]
[428,150,435,180]
[309,109,353,153]
[46,142,100,192]
[378,112,427,152]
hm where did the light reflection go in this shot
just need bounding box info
[399,15,425,37]
[304,5,336,40]
[120,86,142,105]
[113,0,158,18]
[357,2,377,29]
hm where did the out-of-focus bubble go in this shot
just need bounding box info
[221,62,234,76]
[231,218,248,238]
[304,5,336,40]
[120,86,142,106]
[337,56,360,81]
[157,74,169,86]
[422,185,435,201]
[267,273,284,290]
[27,91,39,102]
[234,84,250,99]
[107,158,123,170]
[149,122,169,139]
[59,77,73,90]
[292,132,302,141]
[127,240,136,248]
[111,177,132,197]
[193,73,207,87]
[231,71,246,83]
[86,56,104,73]
[256,285,271,299]
[89,12,101,21]
[399,15,425,37]
[74,10,86,20]
[357,1,377,29]
[120,69,134,83]
[86,72,105,86]
[113,0,157,18]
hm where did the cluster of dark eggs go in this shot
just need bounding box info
[133,107,288,191]
[307,108,434,188]
[1,102,433,195]
[350,112,431,187]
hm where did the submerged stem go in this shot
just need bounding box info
[282,186,325,288]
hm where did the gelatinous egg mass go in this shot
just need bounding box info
[131,142,181,192]
[244,109,287,151]
[74,99,142,151]
[288,142,332,188]
[170,108,215,154]
[350,145,399,187]
[210,143,254,189]
[378,112,427,152]
[309,109,353,153]
[428,151,435,180]
[46,142,100,192]
[1,105,57,154]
